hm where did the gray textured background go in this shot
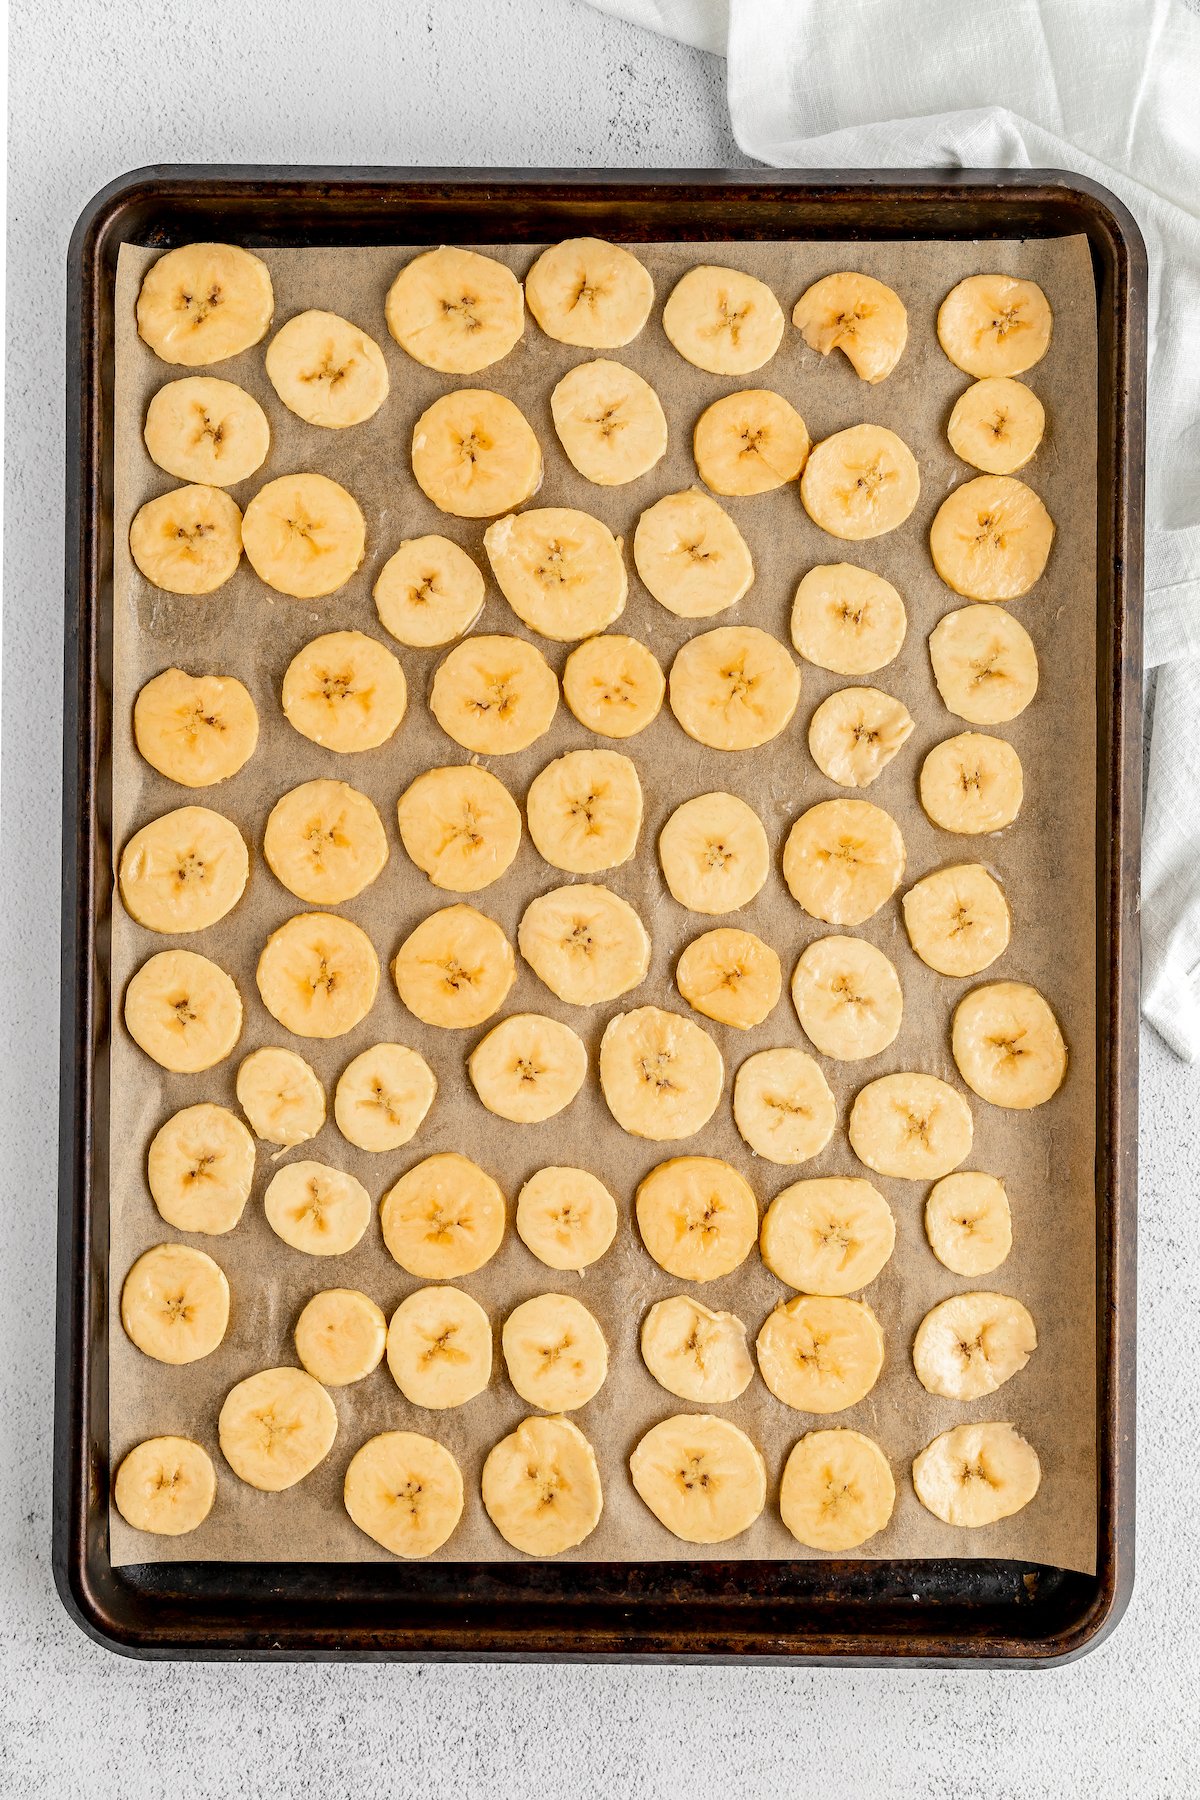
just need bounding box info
[2,2,1196,1794]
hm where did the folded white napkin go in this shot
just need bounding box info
[586,0,1200,1058]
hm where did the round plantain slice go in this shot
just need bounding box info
[663,265,784,374]
[386,246,524,373]
[345,1432,466,1558]
[373,535,485,648]
[525,238,654,347]
[130,484,242,595]
[114,1437,217,1537]
[124,949,242,1072]
[264,309,388,427]
[119,805,248,934]
[295,1288,387,1386]
[241,473,365,599]
[550,359,667,485]
[801,424,920,540]
[282,631,406,754]
[411,390,542,518]
[144,376,269,486]
[133,668,258,788]
[937,275,1052,378]
[256,911,379,1039]
[136,242,273,366]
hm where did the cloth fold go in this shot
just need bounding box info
[583,0,1200,1058]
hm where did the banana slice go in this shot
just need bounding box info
[484,507,626,641]
[263,1159,371,1257]
[761,1177,895,1296]
[630,1414,766,1543]
[783,798,905,926]
[938,275,1052,378]
[469,1013,588,1123]
[808,686,914,788]
[519,883,650,1006]
[930,475,1054,601]
[757,1294,884,1413]
[265,310,388,427]
[801,425,920,540]
[926,1171,1013,1276]
[903,864,1011,977]
[669,626,800,750]
[848,1072,973,1180]
[387,1286,492,1408]
[124,949,242,1072]
[334,1043,436,1151]
[790,935,903,1061]
[264,779,387,905]
[236,1046,325,1148]
[780,1429,895,1551]
[793,272,908,383]
[732,1047,837,1166]
[659,791,770,915]
[113,1436,216,1537]
[118,805,249,934]
[282,629,406,755]
[516,1167,618,1272]
[411,390,542,518]
[929,604,1039,725]
[636,1156,757,1282]
[219,1367,337,1492]
[130,484,243,595]
[948,377,1045,474]
[134,668,258,789]
[257,912,379,1039]
[345,1431,464,1557]
[482,1415,603,1556]
[136,242,273,365]
[952,981,1067,1109]
[294,1288,386,1386]
[397,766,519,896]
[561,633,664,739]
[525,238,653,347]
[693,390,810,496]
[527,747,642,874]
[374,535,485,648]
[430,634,558,755]
[920,733,1023,835]
[914,1291,1037,1402]
[600,1007,724,1141]
[502,1293,607,1411]
[633,489,754,619]
[640,1297,753,1404]
[913,1421,1041,1528]
[791,564,907,675]
[147,1103,255,1235]
[386,246,523,372]
[380,1152,505,1278]
[663,266,784,374]
[120,1243,229,1364]
[551,359,667,485]
[242,473,365,599]
[676,927,781,1030]
[393,904,514,1029]
[144,377,270,486]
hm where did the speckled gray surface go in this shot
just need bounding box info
[3,2,1197,1794]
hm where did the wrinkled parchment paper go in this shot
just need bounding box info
[108,234,1097,1570]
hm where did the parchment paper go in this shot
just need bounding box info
[108,234,1097,1571]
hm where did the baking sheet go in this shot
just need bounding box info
[108,234,1097,1571]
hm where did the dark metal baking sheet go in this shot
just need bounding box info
[55,166,1143,1663]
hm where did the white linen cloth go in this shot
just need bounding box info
[583,0,1200,1059]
